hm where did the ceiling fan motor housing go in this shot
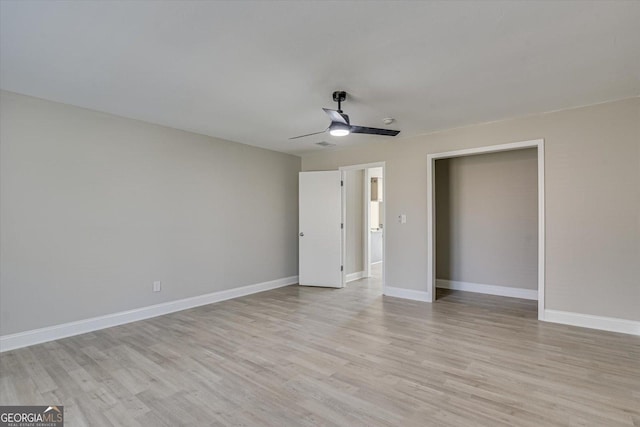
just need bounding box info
[332,91,347,103]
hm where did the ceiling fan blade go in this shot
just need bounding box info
[289,129,327,140]
[350,126,400,136]
[322,108,349,125]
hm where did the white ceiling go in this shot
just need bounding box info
[1,1,639,155]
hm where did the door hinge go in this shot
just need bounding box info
[341,180,344,187]
[341,223,344,229]
[341,265,344,272]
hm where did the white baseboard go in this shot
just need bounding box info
[543,309,640,336]
[436,279,538,300]
[346,271,365,282]
[384,286,432,302]
[0,275,298,352]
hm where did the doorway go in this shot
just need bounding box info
[367,167,384,281]
[340,162,386,293]
[427,140,545,320]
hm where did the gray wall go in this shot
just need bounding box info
[302,97,640,321]
[435,149,538,289]
[345,170,364,275]
[0,91,301,335]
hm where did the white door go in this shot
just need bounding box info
[299,171,344,288]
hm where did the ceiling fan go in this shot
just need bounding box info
[290,91,400,140]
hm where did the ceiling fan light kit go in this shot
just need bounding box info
[290,91,400,140]
[329,122,350,136]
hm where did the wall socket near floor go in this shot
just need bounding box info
[153,281,161,292]
[398,214,407,224]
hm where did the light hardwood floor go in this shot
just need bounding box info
[1,274,639,426]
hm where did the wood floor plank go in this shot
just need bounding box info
[1,271,639,426]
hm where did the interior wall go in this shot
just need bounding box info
[345,170,364,275]
[0,91,301,335]
[435,149,538,290]
[301,97,640,322]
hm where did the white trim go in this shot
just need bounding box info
[426,152,436,303]
[427,139,545,320]
[370,260,383,265]
[544,309,640,336]
[536,141,546,317]
[339,162,387,171]
[436,279,538,300]
[381,166,386,295]
[380,162,389,294]
[384,286,431,302]
[364,167,372,278]
[427,139,542,159]
[340,170,346,287]
[346,271,365,282]
[0,276,298,352]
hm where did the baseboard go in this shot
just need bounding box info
[0,275,298,352]
[436,279,538,300]
[384,286,431,302]
[543,309,640,336]
[346,271,365,282]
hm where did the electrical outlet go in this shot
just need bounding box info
[153,281,161,292]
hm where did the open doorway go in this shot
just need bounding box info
[367,167,384,281]
[427,139,545,319]
[434,148,538,299]
[341,162,386,294]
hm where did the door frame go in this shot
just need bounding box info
[426,139,545,319]
[340,162,386,294]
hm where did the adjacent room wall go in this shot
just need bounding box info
[302,97,640,322]
[435,149,538,290]
[345,170,364,276]
[0,91,301,336]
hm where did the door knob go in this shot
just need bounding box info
[299,232,304,237]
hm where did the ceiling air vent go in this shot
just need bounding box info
[315,141,336,148]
